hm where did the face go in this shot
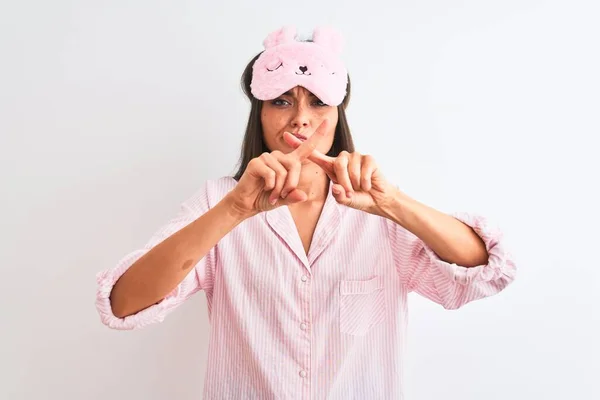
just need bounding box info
[261,86,338,156]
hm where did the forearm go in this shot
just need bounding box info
[110,195,246,318]
[379,189,488,267]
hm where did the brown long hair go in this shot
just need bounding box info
[232,52,355,180]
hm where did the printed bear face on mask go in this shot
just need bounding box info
[251,26,348,106]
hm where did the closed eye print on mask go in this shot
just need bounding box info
[266,62,283,72]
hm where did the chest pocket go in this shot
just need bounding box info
[339,275,386,336]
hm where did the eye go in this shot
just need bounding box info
[313,100,327,107]
[271,99,290,106]
[266,62,283,72]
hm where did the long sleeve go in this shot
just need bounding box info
[386,211,516,309]
[95,183,216,330]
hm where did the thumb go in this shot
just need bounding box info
[331,184,352,205]
[279,188,308,205]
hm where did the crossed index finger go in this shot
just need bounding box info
[291,119,329,161]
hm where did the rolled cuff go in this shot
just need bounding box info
[422,211,517,287]
[95,250,181,330]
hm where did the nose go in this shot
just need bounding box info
[299,66,308,73]
[291,106,310,129]
[291,116,309,129]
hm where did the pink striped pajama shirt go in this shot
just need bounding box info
[96,176,516,399]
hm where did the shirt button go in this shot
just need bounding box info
[300,323,308,330]
[301,275,308,282]
[299,370,307,378]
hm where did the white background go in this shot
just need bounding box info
[1,1,598,399]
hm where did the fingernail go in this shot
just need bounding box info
[270,197,277,205]
[332,187,341,195]
[347,191,353,198]
[281,191,288,199]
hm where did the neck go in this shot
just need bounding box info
[296,162,329,203]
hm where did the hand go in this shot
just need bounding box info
[283,132,395,215]
[226,121,329,218]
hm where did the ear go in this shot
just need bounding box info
[263,26,297,49]
[312,26,344,54]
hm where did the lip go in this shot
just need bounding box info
[290,132,307,141]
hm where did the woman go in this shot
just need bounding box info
[96,26,516,399]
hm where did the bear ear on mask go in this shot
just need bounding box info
[250,26,348,107]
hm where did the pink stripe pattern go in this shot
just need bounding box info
[96,176,516,399]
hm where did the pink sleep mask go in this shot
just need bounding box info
[250,26,348,106]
